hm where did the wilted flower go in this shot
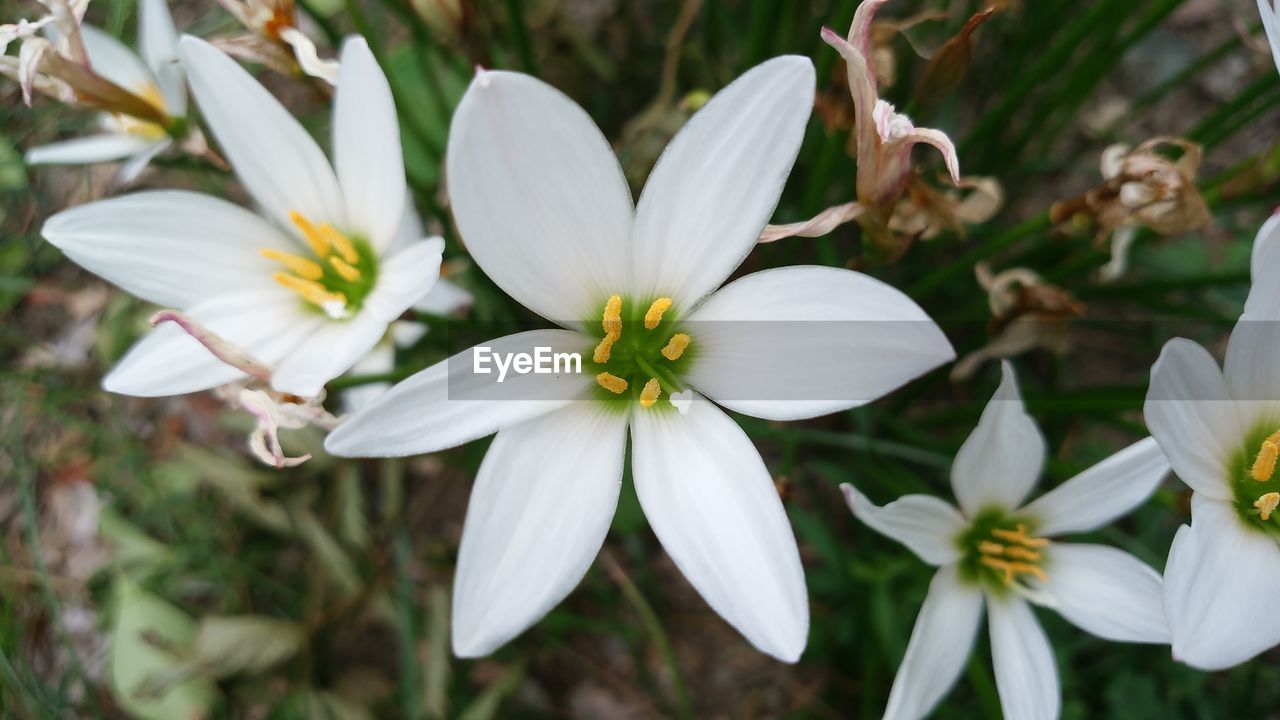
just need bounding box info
[952,263,1085,381]
[1051,137,1210,282]
[846,362,1170,719]
[41,36,446,399]
[327,58,954,661]
[1259,0,1279,74]
[215,0,338,84]
[888,173,1002,241]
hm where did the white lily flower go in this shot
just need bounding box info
[24,0,186,183]
[846,362,1169,719]
[326,57,955,662]
[1144,214,1280,670]
[41,35,444,398]
[1260,0,1279,75]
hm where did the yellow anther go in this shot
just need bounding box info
[274,272,347,309]
[596,372,629,395]
[644,298,673,330]
[990,524,1048,548]
[1252,431,1280,481]
[661,333,691,361]
[328,255,362,282]
[602,295,623,337]
[1255,492,1280,521]
[1004,546,1042,562]
[321,224,359,264]
[977,541,1006,556]
[260,248,324,280]
[980,557,1047,585]
[639,378,662,408]
[593,331,619,364]
[289,211,330,258]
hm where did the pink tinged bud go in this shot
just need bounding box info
[150,310,275,383]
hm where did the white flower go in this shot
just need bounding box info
[846,362,1169,719]
[325,57,955,662]
[41,35,444,398]
[1144,213,1280,670]
[1260,0,1279,76]
[21,0,187,183]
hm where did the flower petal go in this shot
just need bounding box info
[178,35,346,233]
[138,0,185,114]
[113,138,170,185]
[1038,543,1168,644]
[1164,494,1280,670]
[452,402,627,657]
[324,329,593,457]
[1247,211,1280,298]
[269,312,389,397]
[340,339,394,413]
[901,126,960,184]
[1143,339,1237,501]
[103,289,320,396]
[840,483,965,566]
[25,134,154,165]
[684,266,953,421]
[951,362,1046,516]
[1022,437,1168,537]
[631,398,808,662]
[630,56,814,307]
[364,238,444,322]
[1259,0,1280,76]
[883,565,984,720]
[80,25,154,95]
[333,36,404,251]
[445,69,633,325]
[42,190,290,308]
[988,596,1060,720]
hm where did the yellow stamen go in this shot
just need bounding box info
[289,211,330,257]
[980,556,1047,584]
[596,372,628,394]
[593,331,619,364]
[977,541,1005,556]
[639,378,662,408]
[1255,492,1280,521]
[321,224,359,264]
[602,295,623,337]
[644,298,673,330]
[328,255,362,282]
[1252,431,1280,481]
[261,248,324,280]
[990,524,1048,548]
[661,333,691,361]
[274,272,346,309]
[1004,546,1042,562]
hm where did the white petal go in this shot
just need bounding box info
[988,596,1059,720]
[386,194,424,254]
[445,69,633,325]
[1224,314,1280,428]
[104,289,320,396]
[631,398,808,662]
[1143,339,1237,501]
[80,25,153,95]
[1164,494,1280,670]
[1247,212,1280,302]
[42,190,290,308]
[1038,543,1168,644]
[1022,437,1168,537]
[114,138,170,185]
[340,340,394,413]
[951,362,1046,516]
[631,56,815,306]
[1259,0,1280,77]
[138,0,185,114]
[365,238,444,322]
[324,329,593,457]
[25,134,153,165]
[414,278,473,316]
[840,483,964,566]
[333,36,404,251]
[178,36,346,233]
[883,565,984,720]
[452,402,627,656]
[270,312,389,397]
[684,266,953,421]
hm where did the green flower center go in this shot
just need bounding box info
[1227,421,1280,536]
[586,295,696,410]
[262,211,379,320]
[956,509,1049,596]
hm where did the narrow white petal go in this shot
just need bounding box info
[1247,212,1280,303]
[42,190,291,308]
[684,266,953,420]
[25,134,153,165]
[883,565,984,720]
[364,238,444,322]
[104,289,319,396]
[81,25,154,95]
[113,139,170,185]
[270,312,389,397]
[1038,543,1168,644]
[1259,0,1280,76]
[988,596,1060,720]
[1164,494,1280,670]
[324,330,593,457]
[138,0,185,114]
[1022,437,1168,537]
[1143,339,1238,501]
[840,483,964,566]
[445,70,633,324]
[452,403,627,656]
[414,278,473,316]
[631,398,808,662]
[333,36,404,252]
[1224,314,1280,428]
[178,36,346,233]
[631,56,815,306]
[951,362,1046,516]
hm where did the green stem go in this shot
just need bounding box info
[503,0,538,74]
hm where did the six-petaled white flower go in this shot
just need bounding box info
[325,57,955,661]
[844,362,1170,720]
